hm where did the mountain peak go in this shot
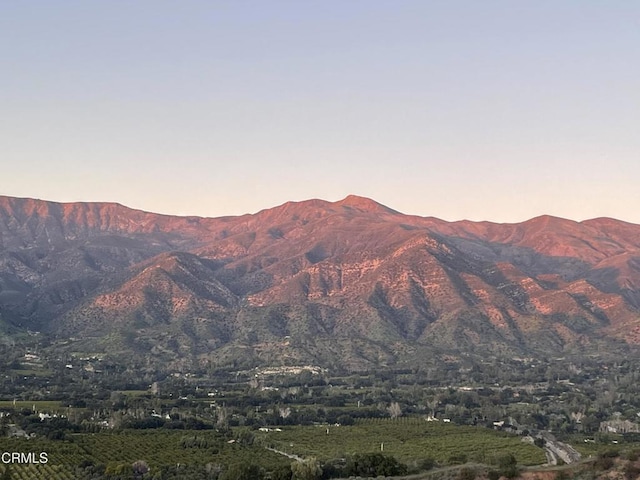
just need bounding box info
[335,195,399,214]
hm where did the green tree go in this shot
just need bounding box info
[220,463,264,480]
[272,464,293,480]
[419,458,436,471]
[0,466,11,480]
[291,458,322,480]
[345,453,407,477]
[495,453,518,479]
[458,467,476,480]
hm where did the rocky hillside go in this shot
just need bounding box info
[1,194,640,371]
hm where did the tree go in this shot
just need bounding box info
[291,458,322,480]
[345,453,407,477]
[458,467,476,480]
[235,428,255,446]
[387,402,402,419]
[220,463,264,480]
[494,453,518,479]
[272,464,293,480]
[419,458,436,471]
[132,459,149,477]
[0,466,11,480]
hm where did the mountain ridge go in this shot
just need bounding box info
[4,193,635,225]
[1,194,640,371]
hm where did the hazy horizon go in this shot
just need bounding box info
[2,2,638,222]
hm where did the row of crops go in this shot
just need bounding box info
[0,418,548,479]
[0,430,287,480]
[256,417,547,465]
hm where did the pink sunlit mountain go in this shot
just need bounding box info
[1,194,640,371]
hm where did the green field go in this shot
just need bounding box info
[0,418,547,479]
[0,430,288,480]
[257,417,547,466]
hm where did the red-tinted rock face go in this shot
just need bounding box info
[2,194,640,367]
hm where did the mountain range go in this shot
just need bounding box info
[1,194,639,372]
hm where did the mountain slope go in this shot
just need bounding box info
[1,194,640,370]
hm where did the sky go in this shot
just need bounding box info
[1,1,639,223]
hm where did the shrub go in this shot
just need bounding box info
[291,458,322,480]
[625,449,640,462]
[487,470,500,480]
[272,464,293,480]
[601,449,620,458]
[336,414,354,426]
[624,463,640,480]
[458,467,477,480]
[345,453,407,477]
[594,456,614,471]
[419,457,436,471]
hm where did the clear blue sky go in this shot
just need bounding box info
[1,1,638,222]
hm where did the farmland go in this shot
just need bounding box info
[257,418,546,465]
[2,348,640,479]
[0,420,544,480]
[0,430,288,480]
